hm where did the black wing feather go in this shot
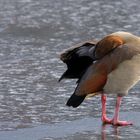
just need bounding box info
[59,42,96,82]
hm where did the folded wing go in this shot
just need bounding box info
[66,39,140,107]
[59,40,97,82]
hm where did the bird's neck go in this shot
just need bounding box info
[112,32,140,44]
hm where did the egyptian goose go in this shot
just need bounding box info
[59,31,140,126]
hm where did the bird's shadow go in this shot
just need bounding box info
[101,124,120,140]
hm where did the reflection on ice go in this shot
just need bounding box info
[0,112,140,140]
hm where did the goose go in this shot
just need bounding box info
[59,31,140,126]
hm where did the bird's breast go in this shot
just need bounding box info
[104,54,140,96]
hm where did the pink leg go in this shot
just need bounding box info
[112,96,133,126]
[101,94,112,124]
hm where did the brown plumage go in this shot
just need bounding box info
[94,35,124,59]
[59,31,140,126]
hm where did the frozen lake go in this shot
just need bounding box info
[0,0,140,139]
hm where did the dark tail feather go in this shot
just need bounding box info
[58,71,66,82]
[66,94,86,108]
[58,70,78,82]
